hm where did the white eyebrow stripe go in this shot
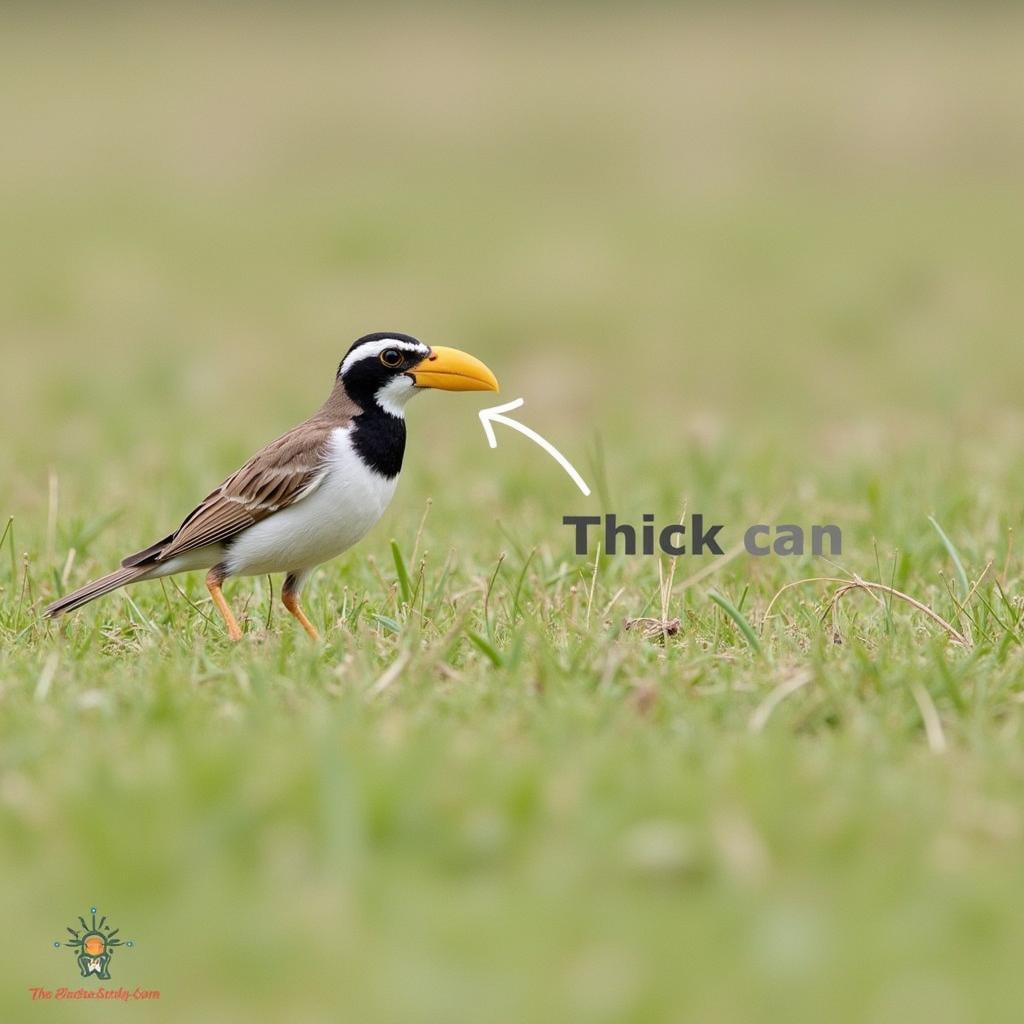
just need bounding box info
[340,338,429,375]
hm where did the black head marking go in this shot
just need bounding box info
[337,333,429,406]
[350,414,407,479]
[338,332,430,479]
[337,332,425,377]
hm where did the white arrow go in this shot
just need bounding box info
[478,398,591,496]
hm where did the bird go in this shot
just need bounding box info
[44,332,499,641]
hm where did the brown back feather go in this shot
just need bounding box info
[122,379,361,568]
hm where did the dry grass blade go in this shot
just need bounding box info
[910,681,947,754]
[366,649,413,700]
[826,579,968,646]
[34,651,60,703]
[762,576,884,630]
[748,669,812,733]
[674,536,748,593]
[625,616,681,643]
[410,497,432,564]
[657,500,687,645]
[586,543,601,629]
[962,561,992,606]
[764,575,968,646]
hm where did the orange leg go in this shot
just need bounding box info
[283,573,320,640]
[206,569,242,641]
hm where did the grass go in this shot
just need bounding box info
[4,5,1024,1022]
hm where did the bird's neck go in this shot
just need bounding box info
[319,377,362,422]
[319,377,407,478]
[350,402,407,479]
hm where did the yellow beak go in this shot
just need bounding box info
[410,346,499,392]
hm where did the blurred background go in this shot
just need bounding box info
[4,3,1024,1022]
[4,4,1024,486]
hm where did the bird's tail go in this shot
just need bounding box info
[44,565,149,618]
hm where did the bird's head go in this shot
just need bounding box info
[338,332,499,417]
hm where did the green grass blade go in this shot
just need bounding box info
[511,549,537,625]
[372,614,402,636]
[466,630,503,667]
[709,589,762,655]
[390,539,412,605]
[928,515,970,598]
[2,516,15,586]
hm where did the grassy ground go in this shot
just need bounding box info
[3,6,1024,1022]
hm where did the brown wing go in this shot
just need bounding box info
[122,420,334,568]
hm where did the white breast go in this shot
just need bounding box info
[223,427,398,578]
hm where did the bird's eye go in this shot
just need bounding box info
[380,348,403,368]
